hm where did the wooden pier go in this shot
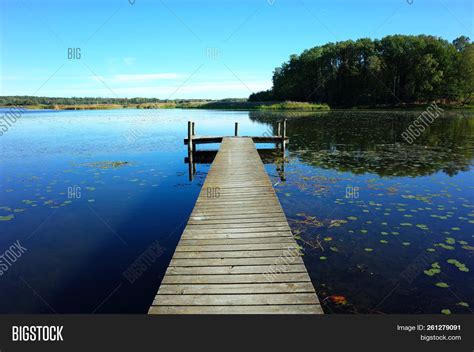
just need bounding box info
[149,123,322,314]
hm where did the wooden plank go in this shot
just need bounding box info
[150,137,321,314]
[191,208,284,215]
[179,237,295,245]
[152,293,318,306]
[161,273,310,284]
[175,243,299,252]
[157,282,315,295]
[184,136,223,145]
[197,192,277,197]
[193,202,279,207]
[187,218,287,225]
[165,264,307,275]
[183,135,289,145]
[149,305,321,314]
[172,250,299,259]
[183,227,292,234]
[189,213,284,221]
[192,205,283,211]
[196,199,279,205]
[182,233,293,240]
[169,256,305,267]
[186,221,288,227]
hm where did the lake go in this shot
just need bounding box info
[0,108,472,313]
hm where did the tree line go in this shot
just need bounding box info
[249,35,473,107]
[0,96,205,106]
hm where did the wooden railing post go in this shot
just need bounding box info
[277,122,281,136]
[188,149,194,181]
[188,121,193,153]
[235,122,239,137]
[281,119,287,152]
[191,122,195,136]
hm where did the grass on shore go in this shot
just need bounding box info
[256,102,330,110]
[4,104,126,110]
[2,100,330,111]
[178,100,330,110]
[2,100,472,111]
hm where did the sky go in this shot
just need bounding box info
[0,0,473,99]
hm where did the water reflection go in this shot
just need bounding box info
[251,110,473,313]
[1,108,472,314]
[250,111,474,177]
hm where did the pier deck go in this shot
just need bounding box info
[149,137,322,314]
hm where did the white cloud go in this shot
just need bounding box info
[122,57,136,66]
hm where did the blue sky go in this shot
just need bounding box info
[1,0,472,99]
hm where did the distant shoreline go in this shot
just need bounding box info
[0,101,331,111]
[1,100,472,112]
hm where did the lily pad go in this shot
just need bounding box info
[424,268,440,276]
[446,259,469,272]
[438,243,455,250]
[435,282,449,288]
[0,214,14,221]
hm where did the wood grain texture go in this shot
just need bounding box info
[149,137,322,314]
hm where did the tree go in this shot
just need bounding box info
[250,35,473,107]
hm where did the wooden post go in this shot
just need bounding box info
[277,122,281,137]
[188,121,193,153]
[188,149,194,181]
[191,122,196,151]
[234,122,239,137]
[281,119,287,152]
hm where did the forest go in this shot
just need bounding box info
[0,96,170,106]
[249,35,474,108]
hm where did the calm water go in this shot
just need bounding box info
[0,108,472,314]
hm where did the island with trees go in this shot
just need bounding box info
[250,35,473,108]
